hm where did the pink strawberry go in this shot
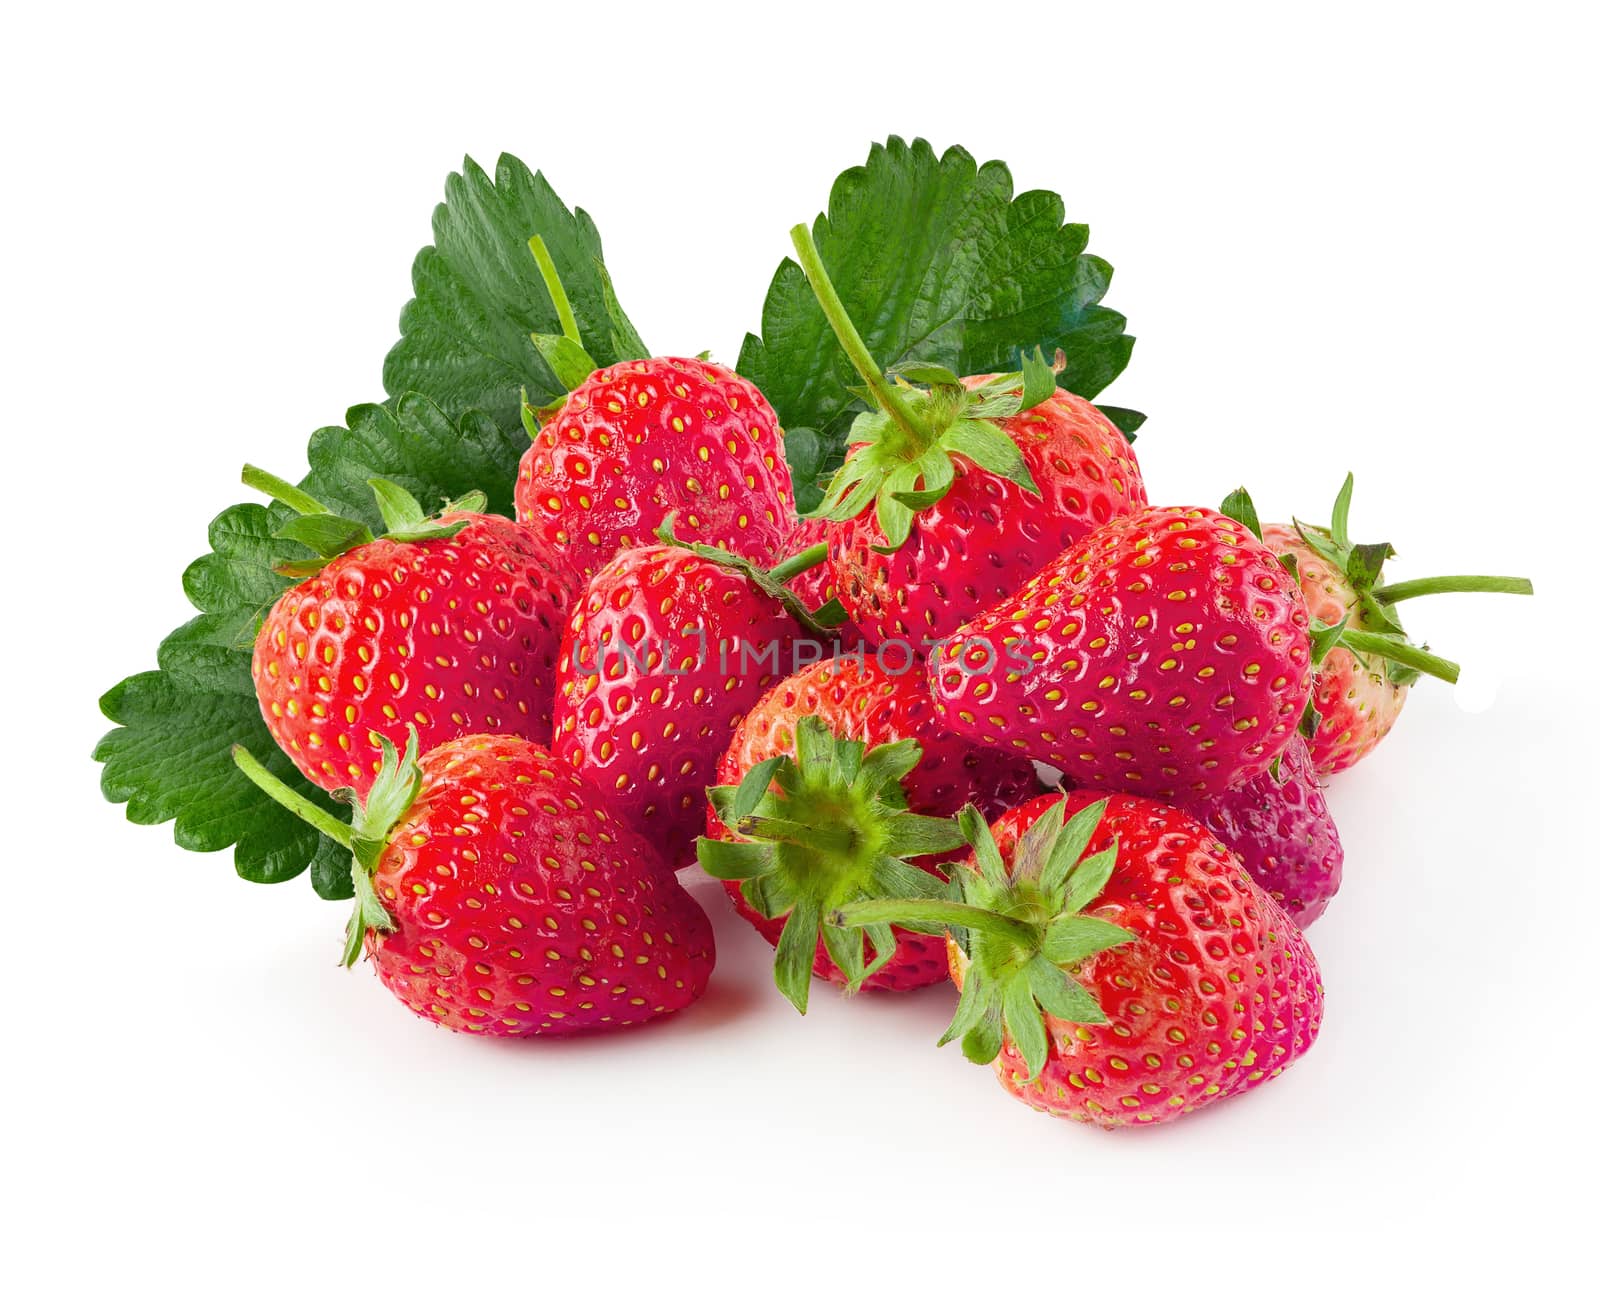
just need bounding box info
[245,469,572,797]
[700,653,1040,1004]
[552,538,819,869]
[233,730,715,1036]
[784,223,1146,646]
[1182,734,1343,927]
[929,505,1314,799]
[1250,476,1532,775]
[1262,521,1401,776]
[834,790,1324,1128]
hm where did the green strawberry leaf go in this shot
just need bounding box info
[303,395,526,523]
[96,670,339,885]
[92,394,529,897]
[597,261,649,360]
[739,136,1136,486]
[1097,406,1146,438]
[782,427,830,514]
[381,153,646,437]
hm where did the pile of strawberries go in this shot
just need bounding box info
[229,223,1530,1131]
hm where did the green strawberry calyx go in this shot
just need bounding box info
[241,464,485,579]
[831,796,1135,1081]
[1222,476,1532,704]
[788,222,1056,551]
[695,716,966,1013]
[653,514,849,637]
[232,728,423,966]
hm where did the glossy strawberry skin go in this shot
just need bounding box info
[366,734,715,1036]
[829,385,1146,645]
[1263,523,1407,776]
[709,655,1041,991]
[1183,735,1344,928]
[514,356,797,582]
[252,513,573,798]
[930,506,1313,800]
[554,545,805,869]
[952,791,1323,1127]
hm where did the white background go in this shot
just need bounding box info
[7,2,1596,1297]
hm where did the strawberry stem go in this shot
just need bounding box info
[528,235,583,347]
[231,744,353,849]
[789,223,932,452]
[1371,574,1534,603]
[1339,629,1460,684]
[765,541,828,585]
[241,464,330,518]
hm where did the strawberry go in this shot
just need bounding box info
[786,224,1147,645]
[1248,476,1533,775]
[700,653,1041,1003]
[834,790,1324,1128]
[1262,520,1399,776]
[553,533,827,869]
[233,730,715,1036]
[827,379,1146,645]
[929,505,1314,799]
[511,236,795,581]
[1182,734,1343,928]
[245,469,572,798]
[515,355,797,581]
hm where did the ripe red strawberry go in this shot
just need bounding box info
[514,355,797,580]
[507,238,796,581]
[828,380,1146,645]
[1250,476,1533,775]
[234,730,715,1036]
[834,790,1324,1128]
[553,539,817,869]
[701,653,1040,1002]
[785,223,1146,646]
[1182,734,1343,927]
[929,505,1314,799]
[246,469,572,798]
